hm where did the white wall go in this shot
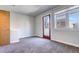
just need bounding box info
[0,6,35,43]
[34,5,79,47]
[52,29,79,47]
[10,12,34,43]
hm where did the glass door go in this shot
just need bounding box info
[43,14,51,39]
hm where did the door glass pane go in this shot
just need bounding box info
[44,15,50,36]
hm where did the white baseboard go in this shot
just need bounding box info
[10,40,20,43]
[10,36,35,43]
[52,39,79,48]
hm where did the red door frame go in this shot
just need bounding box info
[42,14,51,40]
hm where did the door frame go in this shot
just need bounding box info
[42,14,51,39]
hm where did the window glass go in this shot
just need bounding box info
[55,12,68,29]
[69,9,79,29]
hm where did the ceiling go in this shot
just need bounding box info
[0,5,57,16]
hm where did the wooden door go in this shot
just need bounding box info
[0,10,10,46]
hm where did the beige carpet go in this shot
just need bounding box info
[0,37,79,53]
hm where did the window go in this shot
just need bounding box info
[69,8,79,29]
[54,6,79,30]
[55,12,68,29]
